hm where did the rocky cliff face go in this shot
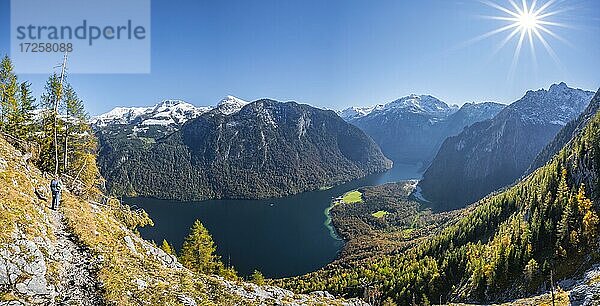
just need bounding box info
[528,88,600,173]
[98,99,392,201]
[418,83,595,210]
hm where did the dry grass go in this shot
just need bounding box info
[0,142,52,245]
[61,192,248,305]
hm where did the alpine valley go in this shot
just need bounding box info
[0,0,598,303]
[91,84,600,303]
[279,86,600,305]
[340,95,505,166]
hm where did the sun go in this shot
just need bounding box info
[518,11,539,30]
[470,0,570,76]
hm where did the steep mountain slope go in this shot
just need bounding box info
[419,83,594,210]
[97,99,392,201]
[0,138,104,305]
[283,89,600,305]
[444,101,506,134]
[0,135,368,306]
[342,95,504,165]
[528,88,600,173]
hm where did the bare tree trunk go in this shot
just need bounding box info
[53,101,59,176]
[54,53,68,176]
[63,109,68,172]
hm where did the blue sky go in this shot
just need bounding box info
[0,0,599,115]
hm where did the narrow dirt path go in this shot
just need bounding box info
[49,210,105,305]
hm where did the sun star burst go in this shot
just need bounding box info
[474,0,569,76]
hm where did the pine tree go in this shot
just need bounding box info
[523,258,538,281]
[251,270,265,285]
[556,169,569,207]
[0,55,19,134]
[382,297,398,306]
[576,185,599,247]
[160,239,176,256]
[15,81,36,141]
[180,220,223,274]
[38,74,63,173]
[63,84,90,172]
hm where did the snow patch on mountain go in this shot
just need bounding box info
[92,96,251,129]
[339,105,384,121]
[216,95,250,115]
[340,94,458,121]
[91,99,212,128]
[383,94,458,116]
[91,106,152,127]
[505,82,594,126]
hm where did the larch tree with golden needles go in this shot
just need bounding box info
[180,220,224,275]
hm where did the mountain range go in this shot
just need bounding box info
[418,83,595,210]
[340,94,505,166]
[95,98,392,200]
[91,95,248,131]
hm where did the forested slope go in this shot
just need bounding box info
[98,100,392,201]
[281,91,600,305]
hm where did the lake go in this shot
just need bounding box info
[126,163,422,278]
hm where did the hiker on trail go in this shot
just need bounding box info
[50,177,62,210]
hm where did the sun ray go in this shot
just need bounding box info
[527,28,538,69]
[460,23,521,47]
[530,0,538,15]
[480,0,521,18]
[508,0,524,15]
[534,0,559,16]
[533,27,562,68]
[479,15,520,22]
[536,7,574,19]
[491,26,523,58]
[509,29,527,79]
[536,20,572,29]
[537,25,573,47]
[471,0,570,76]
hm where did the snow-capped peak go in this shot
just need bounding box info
[91,99,212,127]
[339,105,384,121]
[90,106,152,127]
[340,94,457,121]
[144,100,212,126]
[216,95,249,115]
[385,94,456,116]
[92,96,253,128]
